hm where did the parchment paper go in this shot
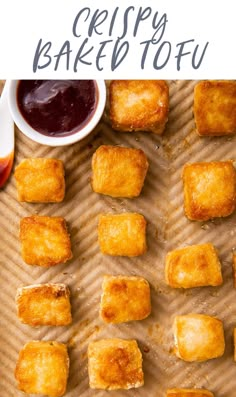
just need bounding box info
[1,80,236,397]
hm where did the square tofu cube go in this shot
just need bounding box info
[183,161,236,221]
[194,80,236,136]
[15,341,69,397]
[100,275,151,323]
[165,243,223,288]
[91,145,149,198]
[16,283,72,326]
[88,339,144,390]
[98,213,147,256]
[109,80,169,134]
[20,215,72,267]
[173,314,225,362]
[166,389,214,397]
[14,158,65,202]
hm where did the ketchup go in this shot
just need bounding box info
[17,80,97,137]
[0,151,14,188]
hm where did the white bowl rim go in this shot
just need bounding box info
[6,79,106,147]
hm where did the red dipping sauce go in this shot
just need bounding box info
[17,80,98,137]
[0,151,14,188]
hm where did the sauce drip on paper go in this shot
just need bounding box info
[0,151,14,188]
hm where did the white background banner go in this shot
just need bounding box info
[0,0,235,78]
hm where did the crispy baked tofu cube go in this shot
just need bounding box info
[15,341,69,397]
[88,339,144,390]
[109,80,169,134]
[16,283,72,326]
[14,158,65,202]
[20,215,72,267]
[173,314,225,362]
[194,80,236,136]
[91,145,149,198]
[98,213,147,256]
[165,243,223,288]
[100,275,151,323]
[183,161,236,221]
[166,389,214,397]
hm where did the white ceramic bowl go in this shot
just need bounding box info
[7,80,106,147]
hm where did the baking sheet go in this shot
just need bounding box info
[1,80,236,397]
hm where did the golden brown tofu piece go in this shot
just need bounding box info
[194,80,236,136]
[14,158,65,202]
[165,243,223,288]
[20,215,72,267]
[100,275,151,323]
[88,338,144,390]
[173,314,225,362]
[98,213,147,256]
[15,341,69,397]
[167,389,214,397]
[110,80,169,134]
[91,145,149,198]
[183,161,236,221]
[16,283,72,326]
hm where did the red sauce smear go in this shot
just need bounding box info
[0,151,14,188]
[17,80,97,137]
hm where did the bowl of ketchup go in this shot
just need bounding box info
[7,80,106,146]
